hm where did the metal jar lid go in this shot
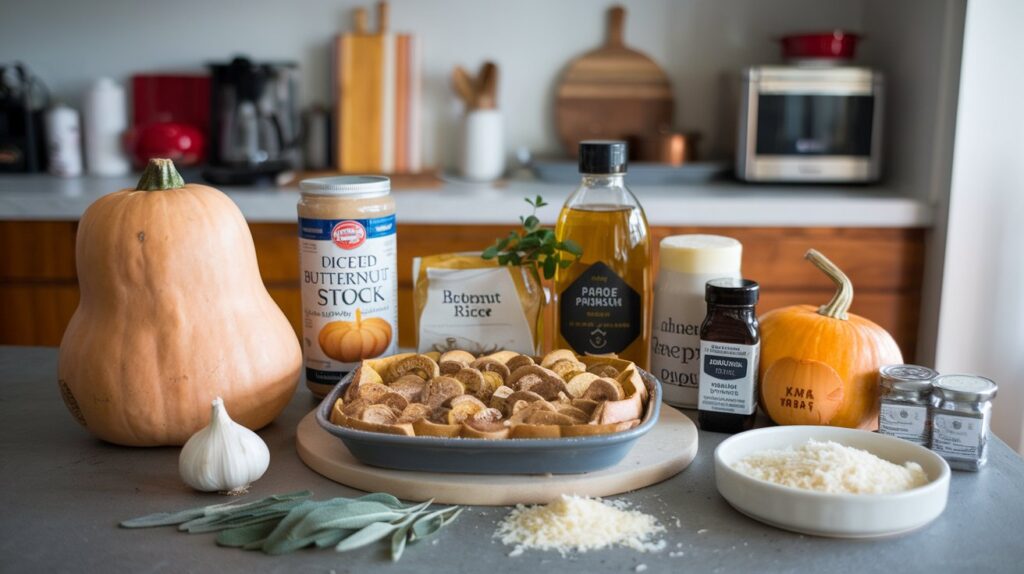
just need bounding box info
[299,175,390,197]
[879,364,938,393]
[932,374,998,403]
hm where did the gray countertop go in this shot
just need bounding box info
[0,174,934,227]
[2,346,1020,573]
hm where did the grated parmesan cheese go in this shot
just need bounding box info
[731,439,929,494]
[494,495,665,556]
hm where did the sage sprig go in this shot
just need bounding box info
[121,491,461,562]
[482,195,583,283]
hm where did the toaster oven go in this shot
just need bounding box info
[736,66,883,182]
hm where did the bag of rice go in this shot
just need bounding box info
[413,252,543,354]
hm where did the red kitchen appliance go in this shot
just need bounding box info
[129,74,210,167]
[780,31,860,61]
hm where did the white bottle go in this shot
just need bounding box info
[45,104,83,177]
[651,235,742,407]
[82,78,130,176]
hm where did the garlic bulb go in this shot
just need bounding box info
[179,397,270,494]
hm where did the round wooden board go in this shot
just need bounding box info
[296,406,698,506]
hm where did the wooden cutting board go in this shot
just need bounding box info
[555,5,675,157]
[296,406,698,506]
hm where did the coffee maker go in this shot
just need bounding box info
[0,63,49,173]
[203,57,300,185]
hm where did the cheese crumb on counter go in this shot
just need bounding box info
[731,439,929,494]
[494,495,665,556]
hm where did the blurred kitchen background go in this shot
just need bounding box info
[0,0,1021,450]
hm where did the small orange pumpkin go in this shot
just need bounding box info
[319,309,393,362]
[758,249,902,430]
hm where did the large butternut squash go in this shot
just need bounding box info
[58,159,301,446]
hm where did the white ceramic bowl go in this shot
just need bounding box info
[714,425,950,538]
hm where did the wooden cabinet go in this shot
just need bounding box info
[0,221,926,360]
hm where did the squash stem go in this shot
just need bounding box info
[136,158,185,191]
[805,249,853,320]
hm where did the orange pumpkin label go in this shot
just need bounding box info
[299,215,397,384]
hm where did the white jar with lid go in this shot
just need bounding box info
[651,235,742,407]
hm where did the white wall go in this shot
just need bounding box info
[934,0,1024,452]
[0,0,864,168]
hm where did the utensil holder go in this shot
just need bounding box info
[458,109,504,182]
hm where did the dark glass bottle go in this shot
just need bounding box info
[697,278,760,434]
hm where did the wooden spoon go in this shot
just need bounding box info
[476,61,498,109]
[452,66,477,108]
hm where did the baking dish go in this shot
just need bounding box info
[315,368,662,474]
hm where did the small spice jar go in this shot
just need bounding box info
[878,364,938,447]
[697,278,760,434]
[930,374,998,471]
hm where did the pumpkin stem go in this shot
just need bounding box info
[136,158,185,191]
[354,308,362,326]
[805,249,853,320]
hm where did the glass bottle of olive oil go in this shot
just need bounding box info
[554,141,651,368]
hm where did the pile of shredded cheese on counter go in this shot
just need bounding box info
[494,495,665,556]
[731,439,929,494]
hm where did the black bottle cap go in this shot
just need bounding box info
[579,140,628,174]
[706,278,759,306]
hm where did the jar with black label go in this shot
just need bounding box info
[554,140,651,368]
[878,364,938,447]
[697,278,760,433]
[930,374,998,471]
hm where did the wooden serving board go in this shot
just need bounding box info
[296,406,698,506]
[555,5,674,157]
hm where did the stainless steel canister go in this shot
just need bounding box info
[878,364,938,447]
[930,374,998,471]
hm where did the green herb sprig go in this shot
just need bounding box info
[121,491,461,562]
[481,195,583,282]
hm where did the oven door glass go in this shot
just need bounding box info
[755,94,874,156]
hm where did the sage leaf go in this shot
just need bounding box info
[410,506,462,543]
[355,492,405,508]
[180,500,304,532]
[335,521,397,553]
[260,500,325,551]
[120,491,311,528]
[388,505,429,561]
[122,491,458,563]
[216,520,279,548]
[391,521,413,561]
[313,529,350,549]
[289,501,404,538]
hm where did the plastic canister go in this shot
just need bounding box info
[651,235,742,407]
[83,78,130,176]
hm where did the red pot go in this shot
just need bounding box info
[125,122,206,168]
[780,31,860,60]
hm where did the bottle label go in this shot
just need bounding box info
[651,270,738,407]
[299,215,398,384]
[697,341,759,415]
[558,261,641,355]
[932,413,987,461]
[417,266,534,354]
[879,402,930,446]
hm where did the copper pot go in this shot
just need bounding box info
[638,131,699,165]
